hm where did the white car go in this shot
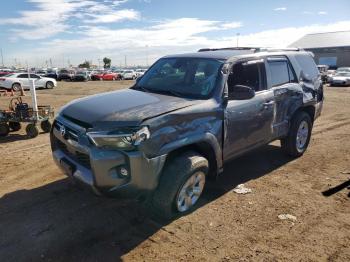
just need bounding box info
[122,70,137,80]
[0,73,57,91]
[135,69,147,78]
[329,71,350,86]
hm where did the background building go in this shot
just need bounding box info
[289,31,350,69]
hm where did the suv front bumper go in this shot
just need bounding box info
[51,117,166,198]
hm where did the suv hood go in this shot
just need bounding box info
[60,89,199,128]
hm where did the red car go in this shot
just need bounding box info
[0,71,14,77]
[90,71,104,81]
[102,72,121,81]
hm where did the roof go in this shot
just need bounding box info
[163,50,255,60]
[289,31,350,49]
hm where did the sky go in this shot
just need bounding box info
[0,0,349,68]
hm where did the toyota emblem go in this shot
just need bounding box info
[60,125,66,137]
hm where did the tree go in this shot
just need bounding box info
[103,57,111,68]
[78,60,90,69]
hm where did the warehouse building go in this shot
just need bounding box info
[289,31,350,69]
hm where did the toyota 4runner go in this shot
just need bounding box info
[51,47,324,219]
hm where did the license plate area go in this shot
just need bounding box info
[60,158,76,177]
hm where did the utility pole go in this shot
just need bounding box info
[62,54,65,68]
[49,58,52,68]
[236,33,240,47]
[98,58,101,69]
[124,55,127,68]
[0,48,4,67]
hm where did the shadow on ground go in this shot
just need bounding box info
[0,144,293,261]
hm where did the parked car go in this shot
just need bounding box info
[329,71,350,86]
[317,65,329,83]
[50,48,323,219]
[45,72,58,80]
[90,71,105,81]
[0,73,57,91]
[72,71,90,81]
[35,70,47,77]
[57,69,74,81]
[122,70,137,80]
[0,71,14,77]
[135,69,147,78]
[336,67,350,73]
[102,72,121,81]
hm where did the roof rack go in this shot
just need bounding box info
[198,47,304,53]
[198,47,260,52]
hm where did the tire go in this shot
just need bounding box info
[281,111,312,157]
[41,120,52,133]
[0,123,10,137]
[9,122,21,131]
[26,124,39,138]
[150,151,209,220]
[12,83,21,92]
[46,81,54,89]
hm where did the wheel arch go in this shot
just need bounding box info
[161,134,222,178]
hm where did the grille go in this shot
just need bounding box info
[54,121,79,142]
[54,137,91,169]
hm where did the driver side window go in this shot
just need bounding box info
[228,61,266,94]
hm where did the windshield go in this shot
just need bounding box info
[135,57,223,99]
[60,70,69,74]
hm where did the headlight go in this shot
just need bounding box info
[87,126,150,150]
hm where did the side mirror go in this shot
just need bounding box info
[228,85,255,100]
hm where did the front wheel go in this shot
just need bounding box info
[281,111,312,157]
[46,81,54,89]
[0,123,10,137]
[41,120,52,133]
[150,151,209,220]
[26,124,39,138]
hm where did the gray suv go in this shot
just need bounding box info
[50,47,323,219]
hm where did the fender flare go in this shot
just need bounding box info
[158,132,223,173]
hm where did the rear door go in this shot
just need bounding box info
[17,74,30,88]
[224,58,276,159]
[266,56,301,139]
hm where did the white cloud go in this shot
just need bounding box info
[318,11,328,15]
[84,9,140,23]
[274,7,287,11]
[13,20,348,67]
[0,0,139,39]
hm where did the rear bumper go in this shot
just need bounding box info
[51,116,167,198]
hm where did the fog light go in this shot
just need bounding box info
[118,166,129,178]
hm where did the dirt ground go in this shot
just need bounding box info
[0,81,349,262]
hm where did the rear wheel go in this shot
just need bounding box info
[9,122,21,131]
[41,120,52,133]
[281,111,312,157]
[12,83,21,92]
[0,123,10,137]
[150,151,209,220]
[26,124,39,138]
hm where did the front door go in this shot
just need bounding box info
[223,59,275,159]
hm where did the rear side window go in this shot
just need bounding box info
[268,59,297,87]
[18,74,29,78]
[295,54,319,80]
